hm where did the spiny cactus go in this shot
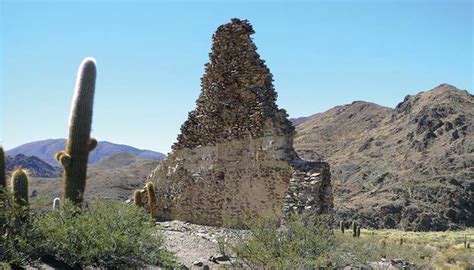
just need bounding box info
[11,168,29,206]
[146,182,156,218]
[381,239,387,258]
[133,190,144,207]
[352,221,357,237]
[53,197,61,210]
[339,220,345,234]
[56,58,97,205]
[0,145,6,189]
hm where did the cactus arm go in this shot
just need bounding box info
[55,151,72,167]
[88,138,98,152]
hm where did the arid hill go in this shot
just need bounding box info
[29,153,160,201]
[294,84,473,231]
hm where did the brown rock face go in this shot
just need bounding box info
[149,19,332,226]
[293,84,473,231]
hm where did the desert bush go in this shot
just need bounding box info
[0,188,41,267]
[230,213,334,268]
[228,214,473,268]
[33,199,176,268]
[325,233,433,268]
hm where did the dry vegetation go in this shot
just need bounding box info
[224,214,473,269]
[352,228,474,269]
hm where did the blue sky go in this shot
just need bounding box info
[1,0,472,154]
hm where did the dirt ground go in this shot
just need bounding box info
[158,220,241,269]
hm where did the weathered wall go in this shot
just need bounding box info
[283,162,333,217]
[149,135,296,225]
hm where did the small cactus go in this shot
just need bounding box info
[53,197,61,210]
[381,240,387,258]
[11,169,29,206]
[146,182,156,218]
[352,221,357,237]
[133,190,144,207]
[0,146,6,189]
[339,220,345,234]
[56,58,97,205]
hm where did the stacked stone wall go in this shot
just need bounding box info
[147,19,333,226]
[284,162,333,216]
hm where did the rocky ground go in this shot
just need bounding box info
[158,221,420,270]
[158,220,239,269]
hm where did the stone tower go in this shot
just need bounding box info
[148,19,332,226]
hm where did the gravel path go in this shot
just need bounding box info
[158,220,243,269]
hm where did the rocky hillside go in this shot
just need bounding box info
[294,84,473,231]
[6,154,60,178]
[7,139,165,165]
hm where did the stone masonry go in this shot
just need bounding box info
[147,19,333,226]
[283,162,333,217]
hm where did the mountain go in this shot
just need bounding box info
[29,153,161,201]
[6,154,60,178]
[7,139,165,165]
[293,84,473,231]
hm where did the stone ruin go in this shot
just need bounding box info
[146,18,333,226]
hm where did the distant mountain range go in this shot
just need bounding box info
[293,84,473,231]
[6,154,60,178]
[7,139,165,166]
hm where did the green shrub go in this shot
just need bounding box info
[228,214,458,268]
[34,200,176,268]
[0,188,40,267]
[230,213,334,268]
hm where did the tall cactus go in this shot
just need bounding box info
[55,58,97,204]
[0,145,6,189]
[146,182,156,218]
[11,169,29,206]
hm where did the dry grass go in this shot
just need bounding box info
[227,212,473,269]
[355,228,474,269]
